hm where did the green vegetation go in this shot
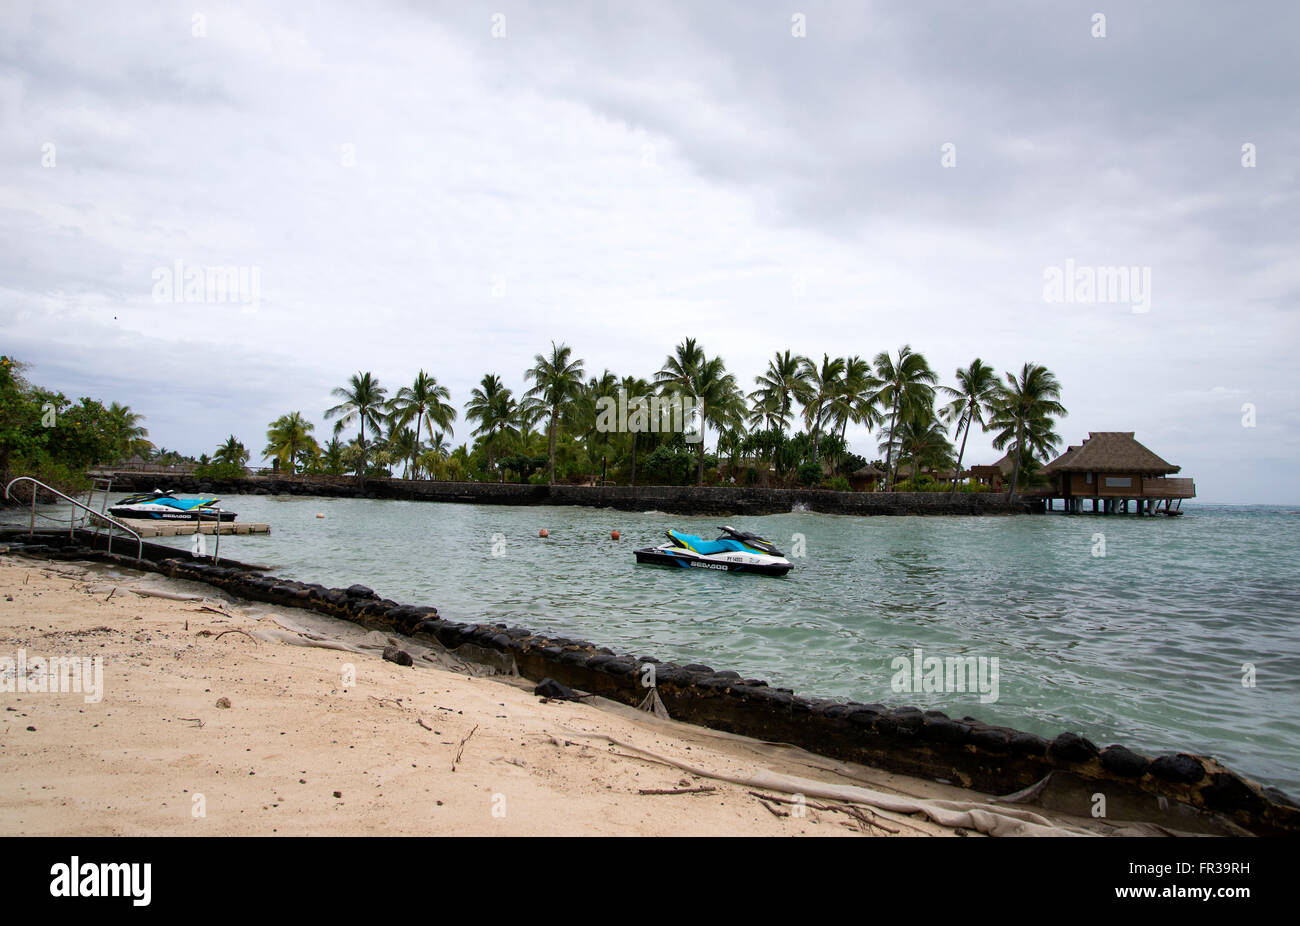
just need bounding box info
[282,344,1066,493]
[0,343,1073,499]
[0,355,156,495]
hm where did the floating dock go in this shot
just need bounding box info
[117,519,270,538]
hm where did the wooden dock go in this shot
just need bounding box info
[117,519,270,538]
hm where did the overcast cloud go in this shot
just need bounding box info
[2,0,1297,502]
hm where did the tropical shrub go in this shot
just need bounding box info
[797,460,822,487]
[193,461,246,480]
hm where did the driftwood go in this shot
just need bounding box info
[637,786,718,796]
[451,724,478,772]
[214,629,258,643]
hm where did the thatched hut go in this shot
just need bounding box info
[1041,432,1196,514]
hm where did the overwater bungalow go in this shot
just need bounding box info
[1040,432,1196,515]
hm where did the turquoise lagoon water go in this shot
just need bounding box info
[13,496,1300,794]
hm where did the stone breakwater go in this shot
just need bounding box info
[4,527,1295,836]
[89,472,1040,516]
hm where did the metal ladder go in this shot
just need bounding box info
[4,476,143,562]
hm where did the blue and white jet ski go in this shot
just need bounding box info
[109,489,236,522]
[634,526,792,576]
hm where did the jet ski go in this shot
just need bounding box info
[108,489,236,522]
[634,525,793,576]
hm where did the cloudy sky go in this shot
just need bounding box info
[2,1,1296,502]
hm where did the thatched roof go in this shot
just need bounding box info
[851,464,884,478]
[894,462,956,480]
[969,452,1015,476]
[1043,432,1179,475]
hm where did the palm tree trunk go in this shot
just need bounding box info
[357,419,366,484]
[884,396,899,491]
[1007,425,1024,499]
[950,406,972,495]
[548,412,557,485]
[414,409,425,479]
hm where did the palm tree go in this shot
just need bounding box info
[578,370,620,483]
[938,358,1001,494]
[749,350,813,431]
[263,412,317,474]
[874,346,938,490]
[213,435,249,467]
[319,436,347,475]
[387,426,420,479]
[886,406,955,481]
[106,402,151,461]
[829,355,883,469]
[988,363,1067,498]
[656,340,744,485]
[465,373,520,475]
[800,354,845,460]
[620,375,651,486]
[524,342,586,485]
[324,372,388,479]
[692,356,746,485]
[390,371,456,477]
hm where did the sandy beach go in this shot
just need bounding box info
[0,553,1121,837]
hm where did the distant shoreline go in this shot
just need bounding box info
[87,471,1039,518]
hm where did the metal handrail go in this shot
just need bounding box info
[4,476,143,562]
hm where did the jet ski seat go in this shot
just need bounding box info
[666,530,749,555]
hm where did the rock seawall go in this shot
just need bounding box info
[91,472,1039,516]
[4,527,1293,836]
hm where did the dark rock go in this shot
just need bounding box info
[879,707,923,735]
[534,678,579,701]
[682,664,714,674]
[1263,786,1299,809]
[345,584,376,598]
[1201,773,1264,814]
[603,659,635,677]
[1007,732,1049,756]
[969,728,1011,752]
[1048,732,1100,764]
[1149,754,1206,784]
[382,646,413,667]
[847,706,884,727]
[922,716,972,744]
[1099,745,1149,778]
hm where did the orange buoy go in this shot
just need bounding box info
[611,530,620,540]
[316,513,325,519]
[539,529,549,538]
